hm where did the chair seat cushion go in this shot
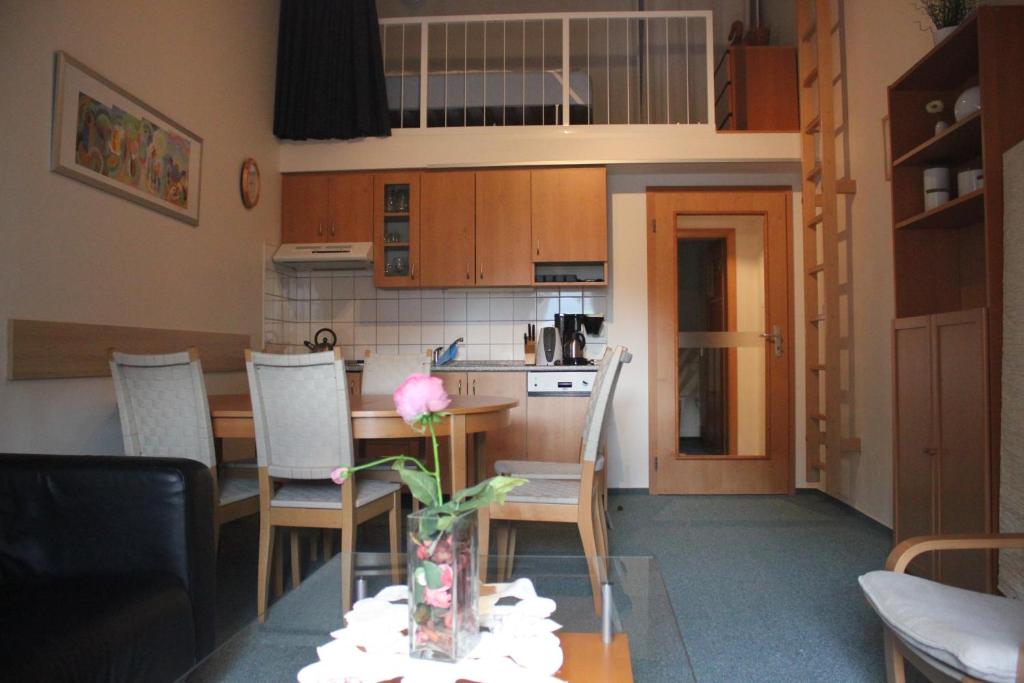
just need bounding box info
[271,479,400,510]
[859,570,1024,683]
[218,475,259,505]
[504,479,579,505]
[494,460,582,480]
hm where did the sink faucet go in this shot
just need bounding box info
[432,337,464,365]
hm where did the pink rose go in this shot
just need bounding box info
[393,374,450,424]
[423,585,451,609]
[439,564,453,588]
[330,467,349,485]
[416,544,430,561]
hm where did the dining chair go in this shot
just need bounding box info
[355,352,432,510]
[860,534,1024,683]
[245,347,400,621]
[493,347,629,518]
[479,345,629,615]
[109,347,258,551]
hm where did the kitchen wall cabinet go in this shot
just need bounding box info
[531,166,608,263]
[525,395,590,462]
[281,173,373,244]
[420,171,477,288]
[373,172,420,288]
[893,308,990,592]
[476,170,533,286]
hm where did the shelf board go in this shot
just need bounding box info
[382,242,410,248]
[891,13,978,92]
[894,189,985,231]
[533,281,607,288]
[382,212,411,218]
[892,111,982,168]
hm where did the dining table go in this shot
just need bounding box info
[208,393,517,491]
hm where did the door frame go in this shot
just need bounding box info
[677,229,738,454]
[647,188,795,494]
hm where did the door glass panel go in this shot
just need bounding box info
[675,217,767,456]
[382,184,411,279]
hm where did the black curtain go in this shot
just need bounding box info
[273,0,391,140]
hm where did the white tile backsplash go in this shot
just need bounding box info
[264,261,609,357]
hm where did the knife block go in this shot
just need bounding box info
[524,340,536,366]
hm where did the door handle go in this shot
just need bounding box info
[330,222,336,236]
[761,325,783,357]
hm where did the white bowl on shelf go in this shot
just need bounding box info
[954,86,981,121]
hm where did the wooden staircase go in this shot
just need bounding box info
[797,0,859,489]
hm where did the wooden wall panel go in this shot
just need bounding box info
[8,319,249,379]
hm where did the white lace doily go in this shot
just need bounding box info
[296,578,565,683]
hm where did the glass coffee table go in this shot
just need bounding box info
[179,553,693,683]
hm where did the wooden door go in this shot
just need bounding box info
[327,173,373,243]
[893,315,938,579]
[476,170,533,286]
[281,174,328,243]
[531,167,608,262]
[933,308,991,592]
[420,171,476,288]
[648,189,793,494]
[526,396,590,463]
[468,372,527,476]
[373,173,420,288]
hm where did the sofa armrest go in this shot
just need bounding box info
[0,454,216,657]
[885,533,1024,573]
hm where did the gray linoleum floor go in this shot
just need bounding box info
[210,490,894,682]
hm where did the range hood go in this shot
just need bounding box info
[272,242,373,271]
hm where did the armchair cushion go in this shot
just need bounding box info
[859,570,1024,683]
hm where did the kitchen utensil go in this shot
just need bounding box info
[563,331,588,366]
[957,168,984,195]
[582,315,604,336]
[304,327,337,352]
[538,326,561,366]
[954,86,981,121]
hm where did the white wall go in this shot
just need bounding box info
[0,1,281,455]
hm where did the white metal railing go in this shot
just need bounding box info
[379,11,714,129]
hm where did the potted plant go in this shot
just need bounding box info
[331,374,526,662]
[917,0,978,44]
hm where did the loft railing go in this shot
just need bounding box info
[379,11,713,129]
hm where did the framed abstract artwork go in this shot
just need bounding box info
[50,51,203,225]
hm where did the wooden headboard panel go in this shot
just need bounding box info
[7,319,250,380]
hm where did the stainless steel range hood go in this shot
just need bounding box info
[272,242,373,271]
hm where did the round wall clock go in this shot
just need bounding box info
[240,158,261,208]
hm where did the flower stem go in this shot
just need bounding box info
[349,454,432,476]
[428,419,443,503]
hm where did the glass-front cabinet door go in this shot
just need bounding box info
[373,172,420,288]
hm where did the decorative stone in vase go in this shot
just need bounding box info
[407,508,480,662]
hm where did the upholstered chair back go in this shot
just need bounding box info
[360,353,431,395]
[580,346,630,464]
[246,349,354,479]
[109,348,215,467]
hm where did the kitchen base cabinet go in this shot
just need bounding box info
[468,372,527,477]
[525,395,590,463]
[893,308,991,592]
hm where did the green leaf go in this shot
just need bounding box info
[421,560,443,588]
[398,468,440,508]
[487,476,529,504]
[451,477,491,503]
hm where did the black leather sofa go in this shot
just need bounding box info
[0,454,216,682]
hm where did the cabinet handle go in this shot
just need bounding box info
[458,379,463,395]
[410,263,415,279]
[466,272,471,280]
[318,223,324,236]
[923,447,938,456]
[471,379,476,395]
[536,240,541,256]
[330,222,336,236]
[480,270,484,280]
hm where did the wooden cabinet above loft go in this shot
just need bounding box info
[281,172,373,244]
[280,166,608,288]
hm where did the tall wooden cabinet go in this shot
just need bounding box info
[889,6,1024,592]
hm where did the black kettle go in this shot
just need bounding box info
[563,330,587,365]
[304,327,337,352]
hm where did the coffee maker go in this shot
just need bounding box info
[555,313,589,365]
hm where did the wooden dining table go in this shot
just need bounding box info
[208,393,517,491]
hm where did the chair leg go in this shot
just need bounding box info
[477,506,490,582]
[257,519,275,623]
[495,523,510,581]
[593,497,610,560]
[389,492,401,584]
[578,513,603,616]
[883,629,906,683]
[505,524,518,581]
[323,529,334,560]
[273,531,284,598]
[341,516,355,614]
[290,530,302,589]
[308,530,319,562]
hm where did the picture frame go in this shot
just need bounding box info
[50,51,203,226]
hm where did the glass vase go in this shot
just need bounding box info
[407,508,479,662]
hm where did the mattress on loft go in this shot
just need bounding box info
[386,71,592,126]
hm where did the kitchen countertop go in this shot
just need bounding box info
[344,360,596,373]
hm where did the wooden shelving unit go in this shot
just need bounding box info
[714,46,799,132]
[889,6,1024,594]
